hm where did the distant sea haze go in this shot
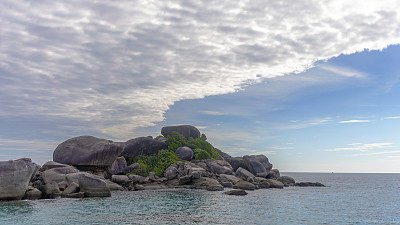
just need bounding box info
[1,173,399,224]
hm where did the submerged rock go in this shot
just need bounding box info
[295,182,325,187]
[224,189,248,196]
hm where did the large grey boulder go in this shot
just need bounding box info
[267,169,280,179]
[0,158,40,200]
[42,166,80,184]
[277,176,296,186]
[205,159,233,175]
[53,136,123,167]
[192,177,224,191]
[40,161,71,171]
[161,125,201,139]
[224,157,248,172]
[164,164,178,180]
[266,179,284,189]
[218,174,242,185]
[62,182,80,196]
[176,147,194,160]
[106,157,127,175]
[233,180,255,191]
[121,137,167,158]
[235,167,256,183]
[43,181,62,198]
[24,186,42,200]
[243,155,272,177]
[66,172,111,197]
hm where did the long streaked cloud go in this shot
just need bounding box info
[325,142,398,152]
[1,0,400,139]
[339,120,372,123]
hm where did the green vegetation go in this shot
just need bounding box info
[167,132,221,160]
[127,132,221,176]
[192,148,211,160]
[127,149,180,177]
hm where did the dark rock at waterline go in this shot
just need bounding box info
[277,176,296,186]
[266,169,280,179]
[233,180,255,191]
[53,136,123,167]
[121,137,167,158]
[224,157,248,172]
[161,125,201,139]
[266,179,284,189]
[0,158,40,200]
[192,177,224,191]
[295,182,325,187]
[67,172,111,197]
[176,147,194,160]
[24,186,42,200]
[224,189,248,196]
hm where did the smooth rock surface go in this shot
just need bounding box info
[233,180,255,190]
[24,187,42,200]
[235,167,256,182]
[176,147,194,160]
[0,158,40,200]
[205,159,233,175]
[224,157,248,172]
[107,157,127,175]
[121,137,167,158]
[278,176,296,186]
[267,179,284,189]
[53,136,123,167]
[243,155,272,177]
[161,125,201,139]
[192,177,224,191]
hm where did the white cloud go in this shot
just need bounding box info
[339,120,372,123]
[384,116,400,119]
[276,117,332,130]
[319,65,366,78]
[201,111,227,116]
[1,0,400,138]
[325,142,398,152]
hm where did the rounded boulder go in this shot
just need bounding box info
[53,136,123,167]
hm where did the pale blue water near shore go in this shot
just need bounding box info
[1,173,400,224]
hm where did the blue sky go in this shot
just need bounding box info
[1,1,400,172]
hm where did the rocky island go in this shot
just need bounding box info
[0,125,324,201]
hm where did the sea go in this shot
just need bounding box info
[1,173,399,225]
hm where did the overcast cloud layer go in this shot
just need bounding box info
[1,0,400,139]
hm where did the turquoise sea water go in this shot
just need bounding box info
[1,173,400,224]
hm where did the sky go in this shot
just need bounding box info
[1,0,400,172]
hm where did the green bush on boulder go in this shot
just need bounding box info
[127,149,180,177]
